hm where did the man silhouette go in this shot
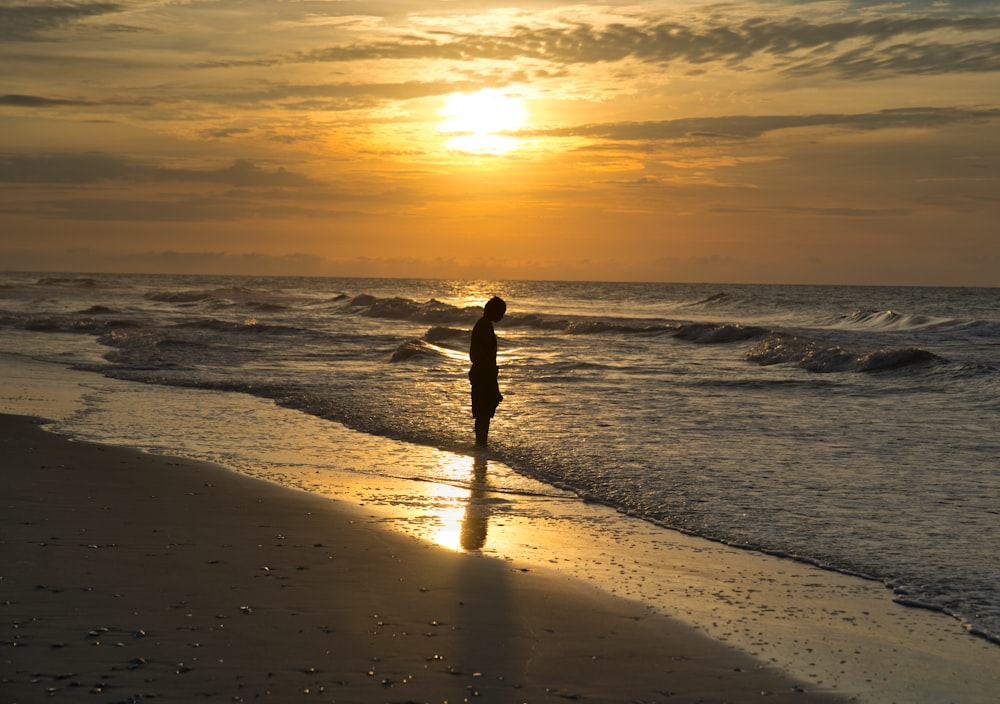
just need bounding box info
[469,296,506,446]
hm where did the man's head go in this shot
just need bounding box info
[484,296,506,322]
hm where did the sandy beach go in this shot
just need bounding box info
[1,412,851,703]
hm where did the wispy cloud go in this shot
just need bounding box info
[5,195,334,222]
[0,154,316,186]
[712,205,912,217]
[0,2,126,42]
[798,38,1000,78]
[288,14,1000,79]
[528,107,1000,142]
[0,93,96,107]
[0,93,152,107]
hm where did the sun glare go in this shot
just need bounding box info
[438,89,528,155]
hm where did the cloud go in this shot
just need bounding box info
[780,206,911,217]
[793,39,1000,78]
[0,248,338,276]
[526,107,1000,142]
[711,205,912,217]
[214,78,501,111]
[2,194,339,222]
[0,153,317,187]
[287,14,1000,79]
[206,160,316,188]
[0,2,125,42]
[0,93,96,107]
[0,93,152,108]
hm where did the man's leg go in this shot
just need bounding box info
[475,417,490,446]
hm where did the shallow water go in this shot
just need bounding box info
[1,272,997,644]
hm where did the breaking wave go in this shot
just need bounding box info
[35,276,109,288]
[837,308,948,331]
[144,286,282,308]
[673,322,768,344]
[745,334,944,373]
[348,294,476,324]
[423,326,466,343]
[390,338,450,363]
[684,291,731,307]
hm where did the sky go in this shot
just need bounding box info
[1,0,998,286]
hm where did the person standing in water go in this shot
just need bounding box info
[469,296,506,446]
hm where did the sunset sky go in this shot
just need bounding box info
[1,0,998,285]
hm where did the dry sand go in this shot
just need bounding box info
[1,413,847,704]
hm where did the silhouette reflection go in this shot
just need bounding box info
[460,455,491,551]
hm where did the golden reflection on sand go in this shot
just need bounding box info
[426,454,492,552]
[461,456,491,551]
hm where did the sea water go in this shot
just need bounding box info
[1,272,997,647]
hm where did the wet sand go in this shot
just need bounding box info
[1,413,847,703]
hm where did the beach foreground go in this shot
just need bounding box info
[1,414,845,703]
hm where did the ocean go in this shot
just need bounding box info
[1,272,997,648]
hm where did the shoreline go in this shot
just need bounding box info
[2,353,998,702]
[2,413,846,703]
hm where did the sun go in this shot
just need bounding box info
[438,89,528,155]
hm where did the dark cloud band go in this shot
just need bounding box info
[0,2,124,41]
[525,107,1000,142]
